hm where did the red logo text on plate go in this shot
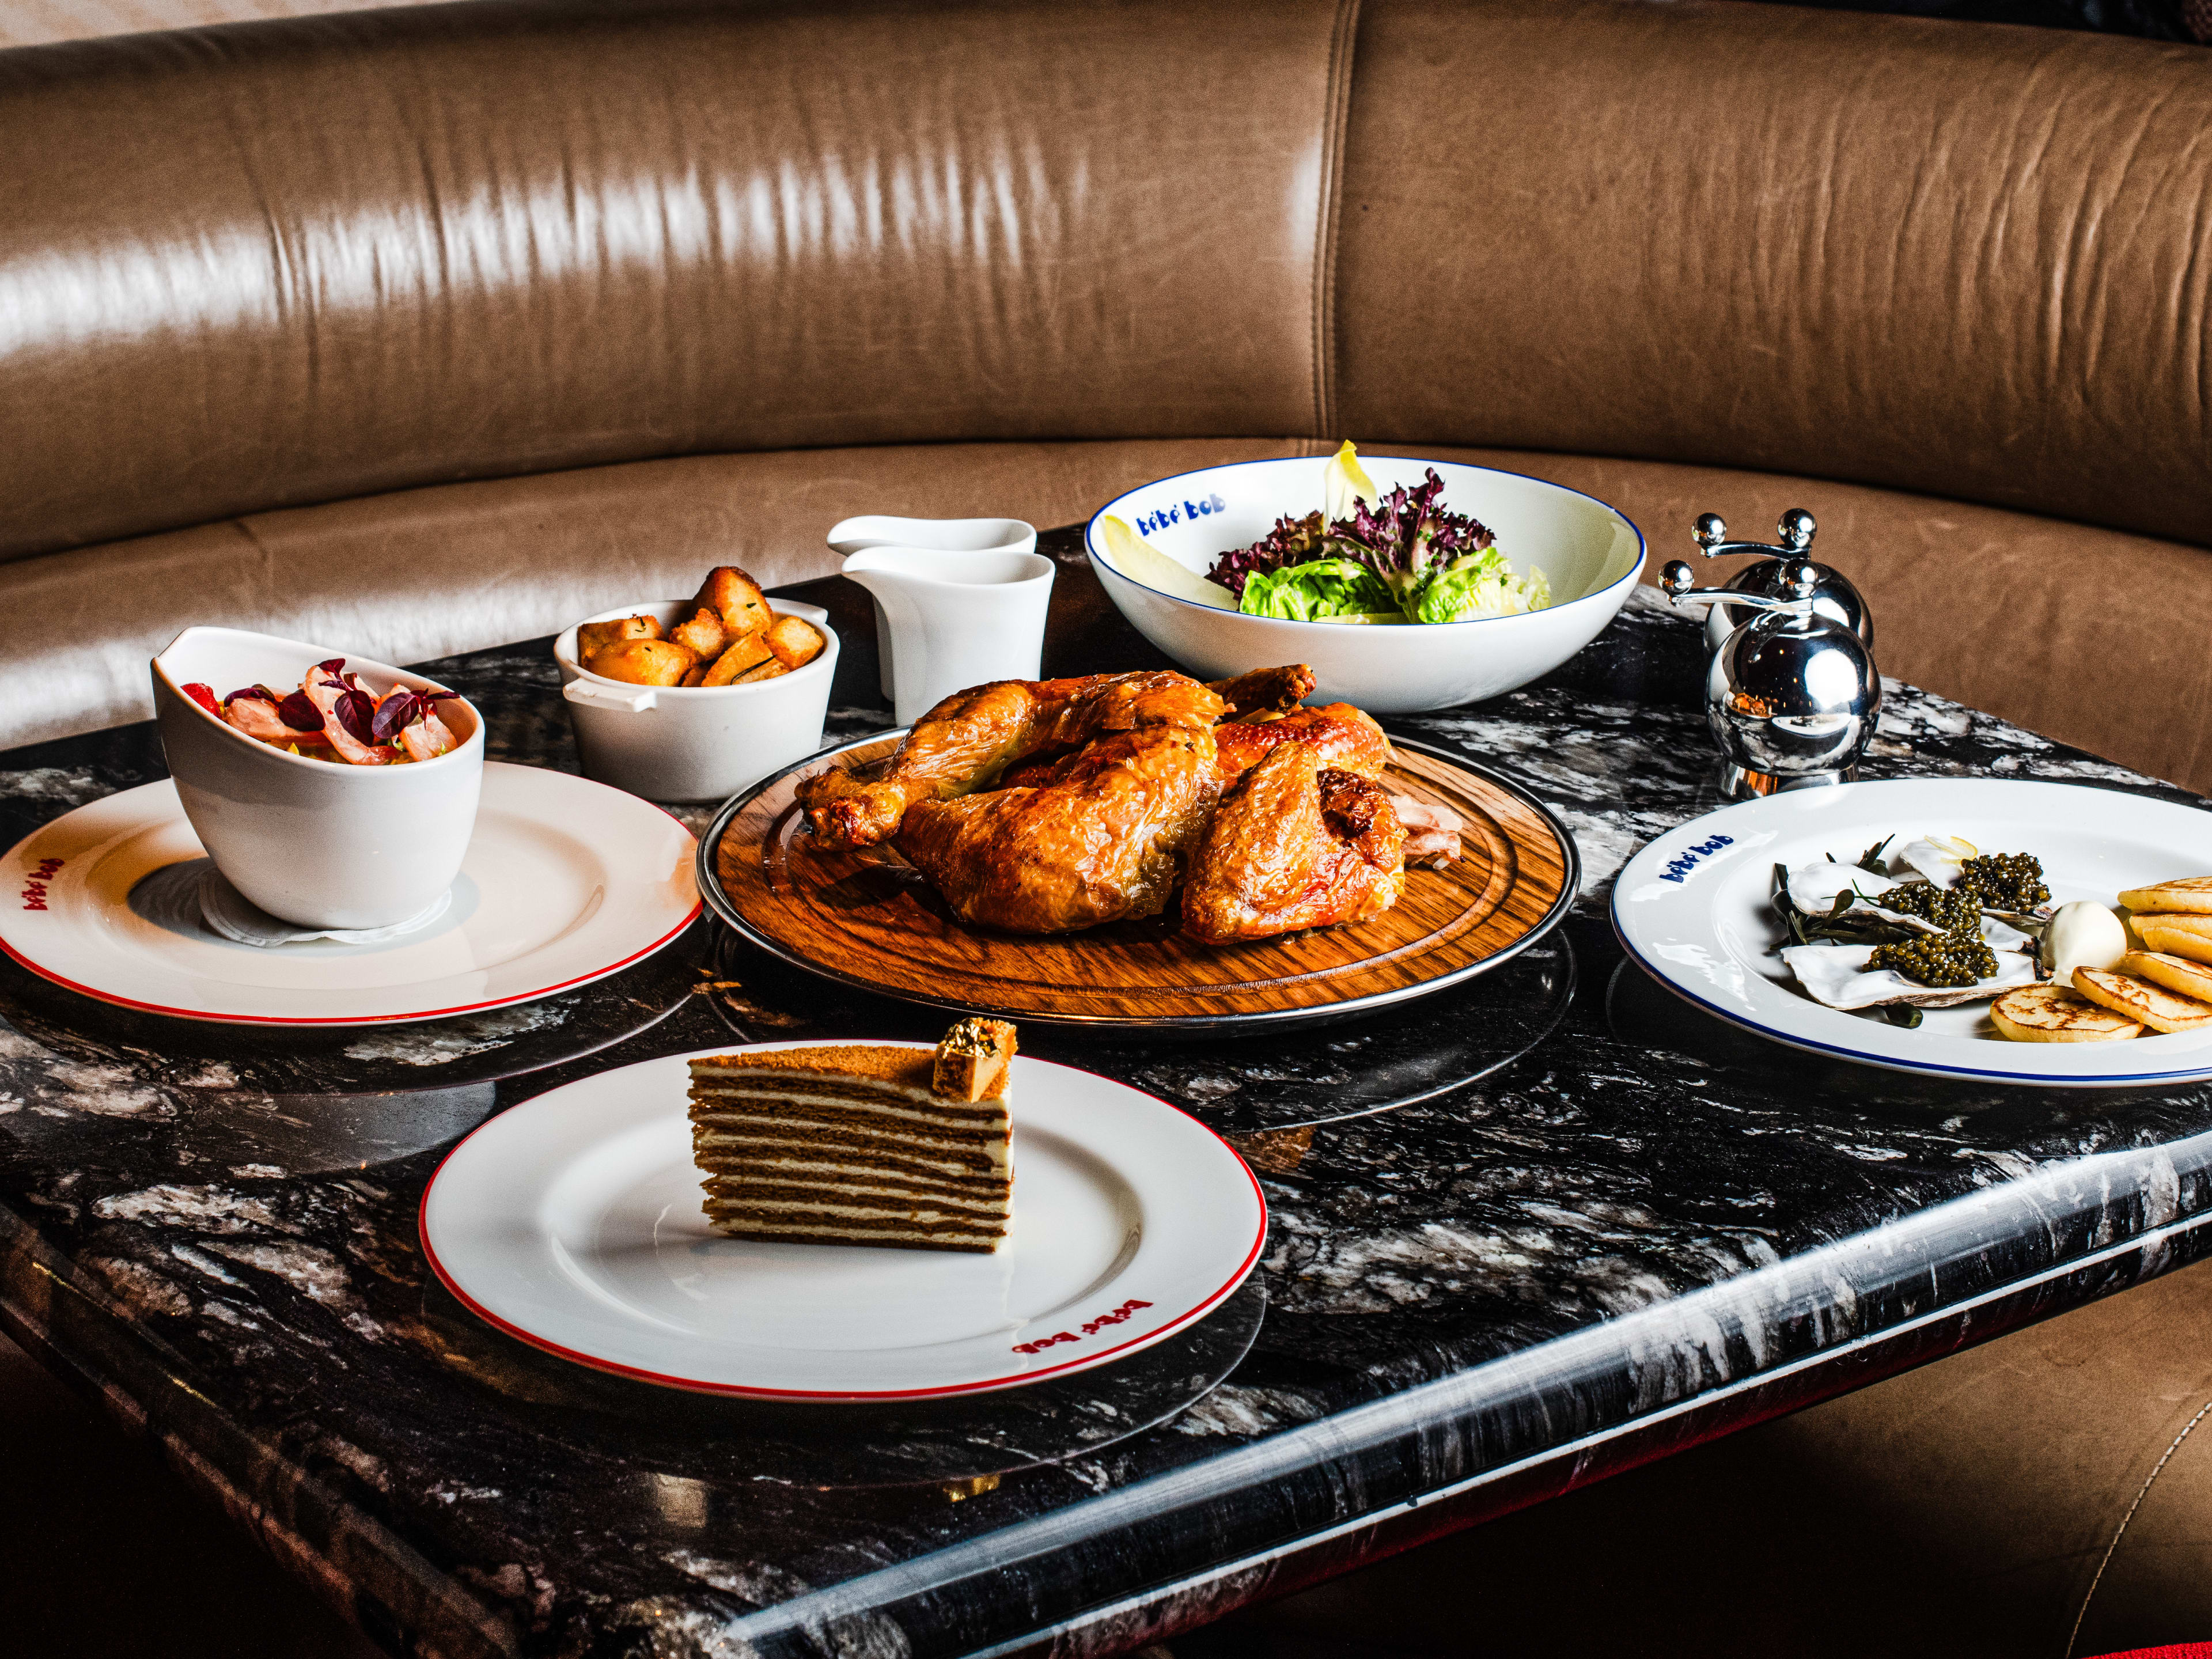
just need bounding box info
[19,857,62,911]
[1012,1298,1153,1355]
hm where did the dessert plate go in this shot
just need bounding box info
[1613,778,2212,1088]
[0,763,699,1025]
[420,1044,1267,1399]
[701,732,1578,1032]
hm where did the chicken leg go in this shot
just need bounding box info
[1181,740,1406,944]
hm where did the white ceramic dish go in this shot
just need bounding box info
[1612,778,2212,1087]
[419,1043,1267,1399]
[1086,456,1645,713]
[554,600,837,804]
[0,764,698,1025]
[827,513,1039,707]
[151,627,486,929]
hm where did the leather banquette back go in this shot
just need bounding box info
[3,0,2211,761]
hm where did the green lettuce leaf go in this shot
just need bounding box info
[1238,558,1399,621]
[1413,550,1552,623]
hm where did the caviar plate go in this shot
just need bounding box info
[1613,778,2212,1088]
[420,1044,1266,1399]
[0,765,699,1024]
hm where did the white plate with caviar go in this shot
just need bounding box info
[419,1044,1267,1399]
[1612,778,2212,1088]
[0,764,699,1025]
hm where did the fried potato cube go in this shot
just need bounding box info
[590,639,698,685]
[680,665,707,687]
[764,614,824,669]
[692,566,772,637]
[578,613,662,660]
[734,659,791,684]
[668,608,732,660]
[700,631,775,687]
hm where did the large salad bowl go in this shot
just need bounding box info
[1086,456,1645,713]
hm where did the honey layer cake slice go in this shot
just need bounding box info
[689,1018,1017,1253]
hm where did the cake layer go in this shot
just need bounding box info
[692,1045,939,1090]
[702,1177,1010,1217]
[703,1192,1009,1228]
[690,1117,1010,1176]
[703,1219,999,1254]
[688,1081,1008,1130]
[699,1162,1009,1204]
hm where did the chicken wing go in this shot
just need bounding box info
[1211,703,1391,785]
[1207,665,1316,719]
[799,671,1225,848]
[896,725,1219,933]
[1181,740,1406,944]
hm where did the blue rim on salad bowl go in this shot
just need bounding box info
[1085,454,1646,714]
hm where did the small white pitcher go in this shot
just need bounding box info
[826,517,1052,726]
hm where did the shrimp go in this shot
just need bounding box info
[302,665,400,765]
[221,690,296,745]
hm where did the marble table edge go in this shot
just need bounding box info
[0,1199,520,1659]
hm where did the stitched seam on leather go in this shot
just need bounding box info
[1310,0,1361,440]
[2065,1392,2212,1658]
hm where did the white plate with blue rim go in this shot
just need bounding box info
[420,1043,1267,1399]
[1611,778,2212,1088]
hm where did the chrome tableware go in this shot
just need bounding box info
[1660,554,1882,798]
[1690,509,1873,654]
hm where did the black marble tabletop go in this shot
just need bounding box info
[5,528,2212,1659]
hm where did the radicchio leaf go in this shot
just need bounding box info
[369,690,422,744]
[332,688,378,746]
[1205,509,1330,601]
[181,682,221,716]
[1330,469,1495,607]
[277,691,324,732]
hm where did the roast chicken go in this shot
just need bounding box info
[1181,741,1407,944]
[794,663,1433,940]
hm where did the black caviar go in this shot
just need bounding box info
[1955,852,2049,911]
[1868,933,1999,988]
[1876,882,1982,937]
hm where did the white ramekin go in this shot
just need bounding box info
[554,600,838,804]
[150,627,487,929]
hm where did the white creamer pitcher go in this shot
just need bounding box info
[826,517,1052,726]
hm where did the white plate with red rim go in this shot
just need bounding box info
[1612,778,2212,1088]
[0,763,699,1025]
[419,1043,1268,1399]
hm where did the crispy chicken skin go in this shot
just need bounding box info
[1211,703,1391,784]
[896,725,1220,933]
[1182,741,1406,945]
[799,671,1226,848]
[1207,665,1316,720]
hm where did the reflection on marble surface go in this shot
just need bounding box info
[3,549,2212,1658]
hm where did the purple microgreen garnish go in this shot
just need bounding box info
[332,688,377,745]
[225,685,278,706]
[277,691,324,731]
[316,657,346,675]
[369,690,422,744]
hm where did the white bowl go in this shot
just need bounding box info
[151,627,486,929]
[554,600,838,804]
[1086,457,1646,713]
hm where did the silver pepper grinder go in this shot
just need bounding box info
[1660,554,1883,798]
[1691,509,1874,654]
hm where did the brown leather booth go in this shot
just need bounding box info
[4,1,2211,1653]
[5,0,2211,786]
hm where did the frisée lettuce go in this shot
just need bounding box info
[1207,443,1552,624]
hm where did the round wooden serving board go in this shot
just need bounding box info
[700,733,1578,1032]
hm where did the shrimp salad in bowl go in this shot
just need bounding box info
[178,658,462,766]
